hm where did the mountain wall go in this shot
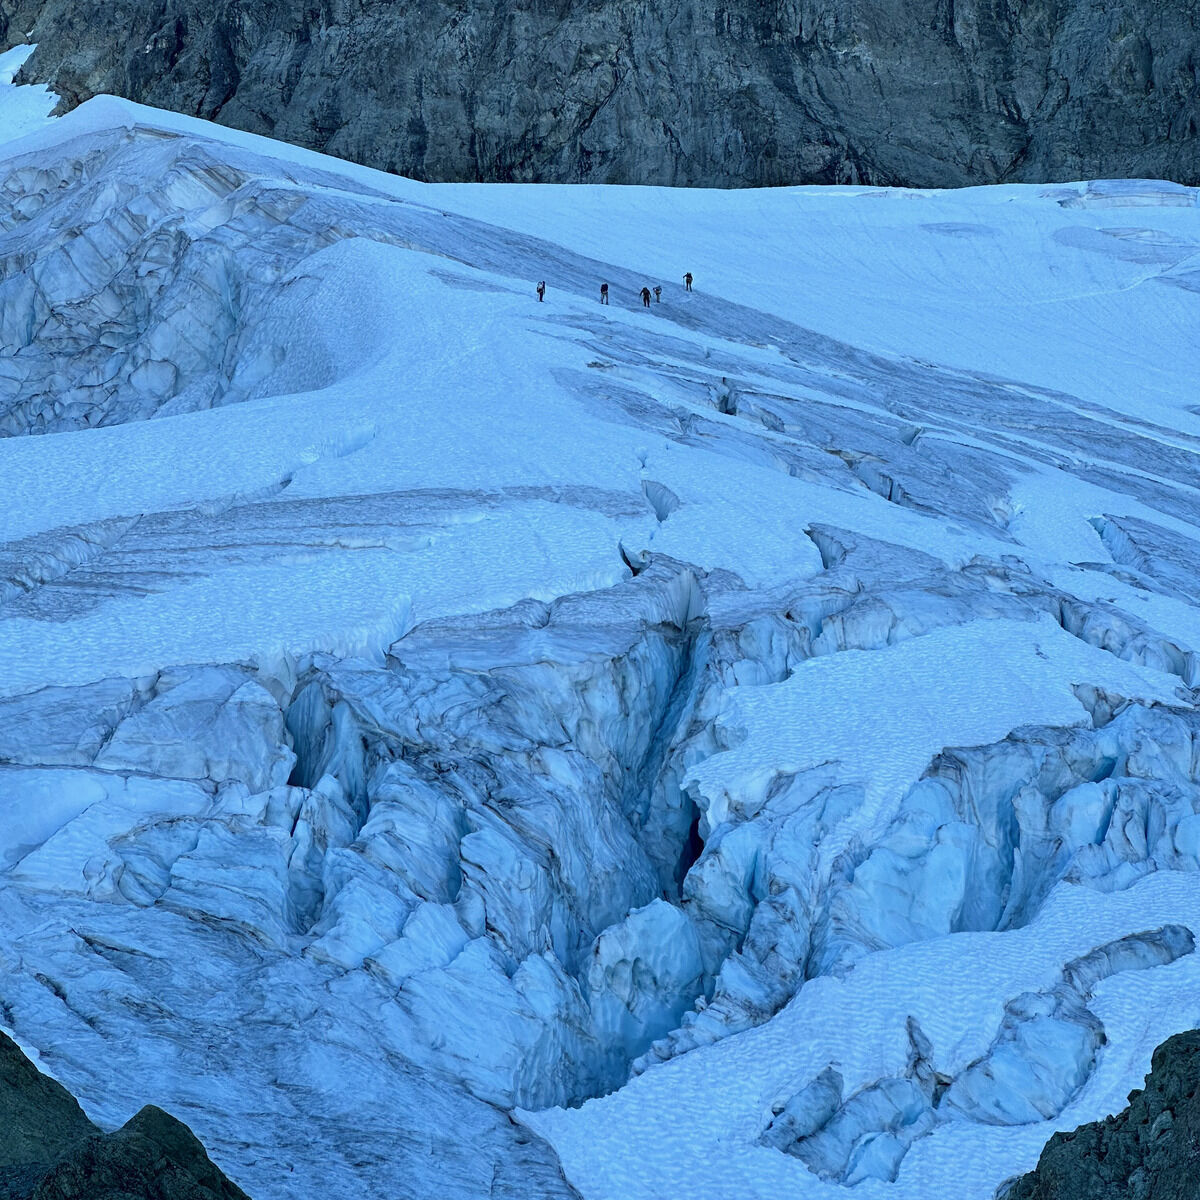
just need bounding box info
[3,0,1198,187]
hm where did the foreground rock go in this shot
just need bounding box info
[4,0,1198,187]
[1000,1031,1200,1200]
[0,1032,248,1200]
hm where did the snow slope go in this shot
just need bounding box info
[1,67,1200,1200]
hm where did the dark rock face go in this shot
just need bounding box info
[3,0,1199,187]
[0,1033,248,1200]
[0,1031,97,1194]
[1000,1030,1200,1200]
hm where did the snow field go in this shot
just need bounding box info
[0,63,1197,1200]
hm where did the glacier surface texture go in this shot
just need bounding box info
[2,56,1200,1200]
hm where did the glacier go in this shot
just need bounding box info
[1,44,1200,1200]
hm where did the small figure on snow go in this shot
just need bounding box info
[653,285,662,303]
[683,272,693,292]
[640,286,652,308]
[600,283,609,305]
[536,280,546,302]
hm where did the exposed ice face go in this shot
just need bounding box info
[2,93,1200,1200]
[763,928,1194,1184]
[812,702,1200,973]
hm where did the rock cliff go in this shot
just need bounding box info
[2,0,1198,187]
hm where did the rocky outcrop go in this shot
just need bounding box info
[0,1032,248,1200]
[0,1031,96,1193]
[3,0,1198,187]
[999,1030,1200,1200]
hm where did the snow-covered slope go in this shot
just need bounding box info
[2,62,1200,1200]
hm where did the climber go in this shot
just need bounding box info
[536,280,546,302]
[600,282,609,305]
[640,286,652,308]
[683,272,693,292]
[653,285,662,303]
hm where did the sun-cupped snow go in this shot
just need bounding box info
[1,59,1199,1200]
